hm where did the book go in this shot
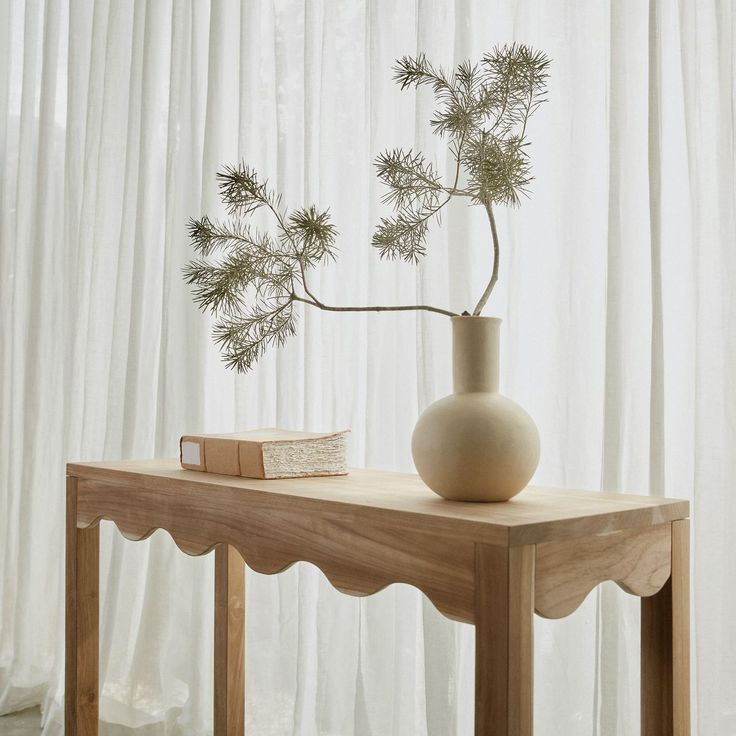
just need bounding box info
[179,428,349,479]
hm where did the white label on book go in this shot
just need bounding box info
[181,441,201,466]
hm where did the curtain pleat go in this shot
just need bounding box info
[1,1,734,734]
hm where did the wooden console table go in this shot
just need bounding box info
[66,459,690,735]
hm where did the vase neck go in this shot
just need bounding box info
[452,316,500,393]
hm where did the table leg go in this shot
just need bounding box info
[641,519,690,735]
[65,476,100,736]
[474,544,534,736]
[214,544,245,735]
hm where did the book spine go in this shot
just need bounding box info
[237,440,266,479]
[180,436,266,478]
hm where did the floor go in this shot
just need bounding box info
[0,707,42,735]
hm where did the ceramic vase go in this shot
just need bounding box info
[411,316,540,502]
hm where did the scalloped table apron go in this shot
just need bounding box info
[65,459,691,736]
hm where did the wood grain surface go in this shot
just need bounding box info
[214,545,245,736]
[73,476,477,622]
[65,458,690,735]
[475,544,534,735]
[535,524,672,619]
[65,477,100,736]
[68,458,689,546]
[641,519,691,735]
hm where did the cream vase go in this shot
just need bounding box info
[411,316,540,502]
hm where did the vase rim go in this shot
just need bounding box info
[451,315,502,324]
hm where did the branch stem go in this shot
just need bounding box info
[472,200,500,315]
[291,294,457,318]
[270,195,457,318]
[442,187,475,198]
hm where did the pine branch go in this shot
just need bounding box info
[371,148,444,262]
[472,200,501,315]
[372,195,454,263]
[217,163,282,217]
[393,53,453,93]
[462,134,533,207]
[183,219,296,314]
[213,299,297,373]
[185,45,551,371]
[378,44,549,268]
[284,205,338,266]
[184,161,458,371]
[291,294,456,318]
[481,44,551,137]
[375,148,443,210]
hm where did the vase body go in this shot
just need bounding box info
[411,316,540,502]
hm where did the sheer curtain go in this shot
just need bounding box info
[1,0,734,734]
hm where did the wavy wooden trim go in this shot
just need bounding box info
[75,479,476,623]
[79,515,218,556]
[534,523,672,619]
[82,514,471,619]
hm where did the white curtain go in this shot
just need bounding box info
[1,0,734,733]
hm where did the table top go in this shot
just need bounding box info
[68,458,689,547]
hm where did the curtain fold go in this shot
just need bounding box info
[1,1,734,734]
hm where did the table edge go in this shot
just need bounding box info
[66,460,690,547]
